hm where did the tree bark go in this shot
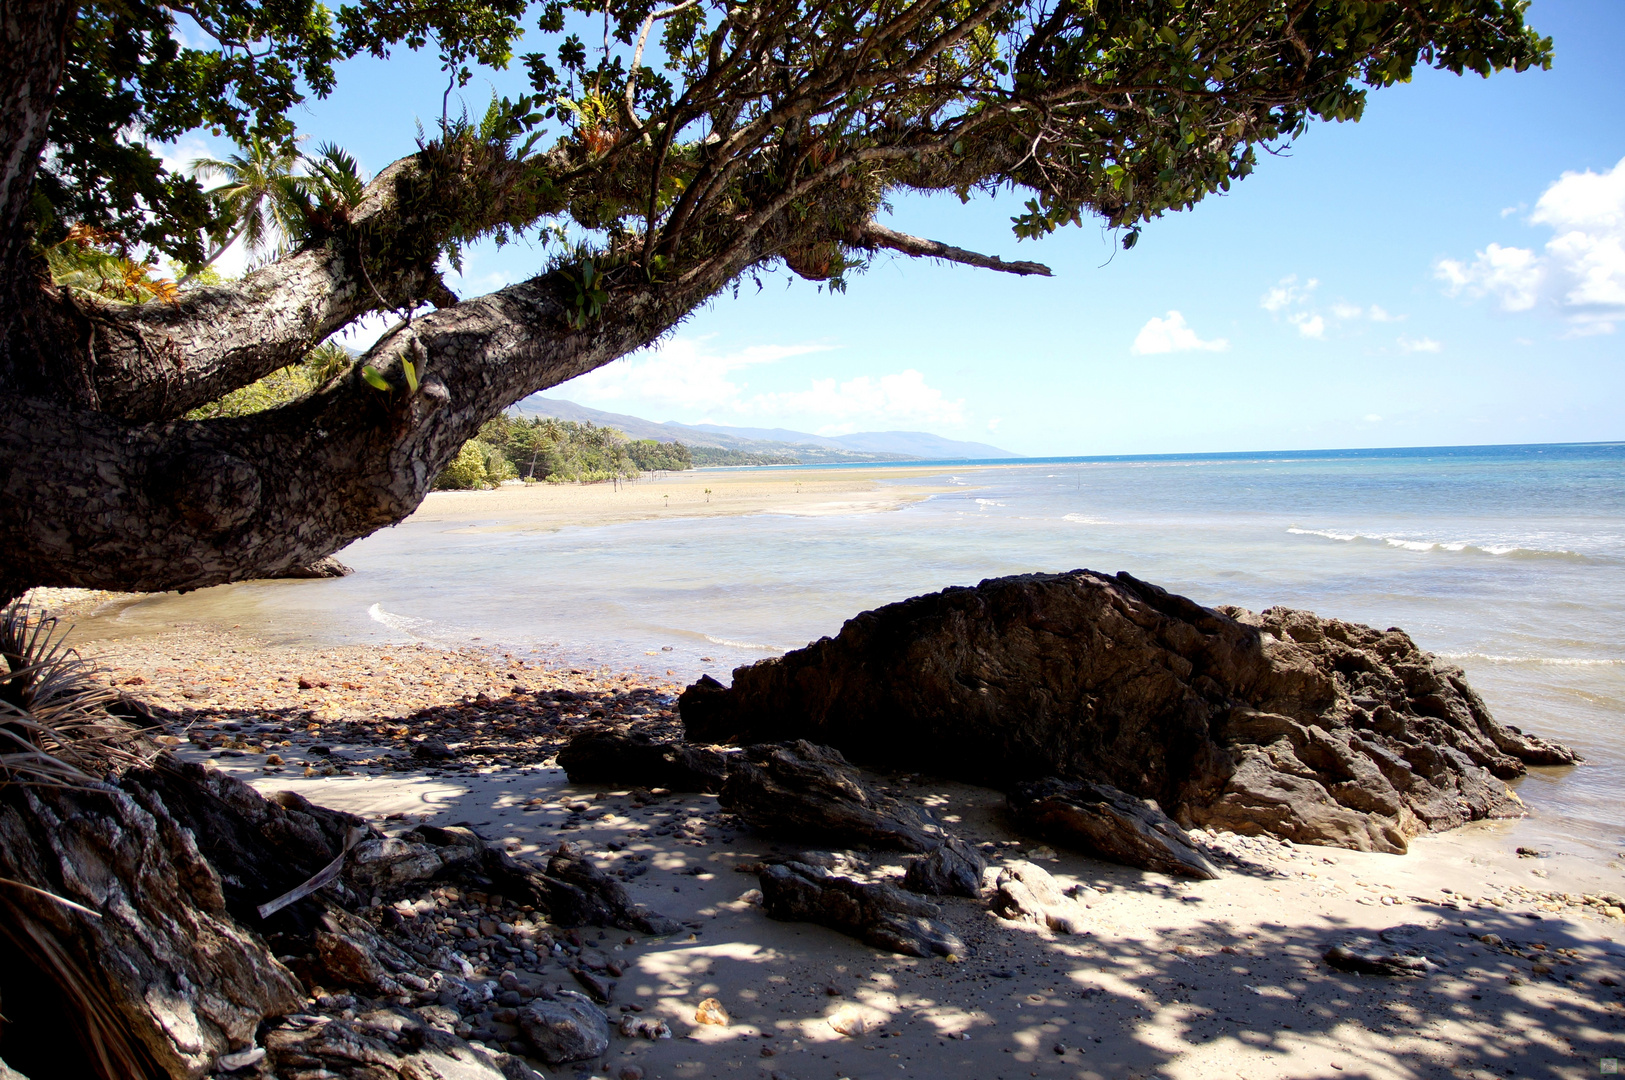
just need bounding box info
[0,773,306,1079]
[0,238,767,593]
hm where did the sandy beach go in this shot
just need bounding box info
[54,623,1625,1080]
[409,466,970,533]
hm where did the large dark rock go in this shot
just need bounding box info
[1008,778,1218,880]
[516,991,610,1065]
[719,740,942,852]
[681,570,1579,854]
[901,836,986,897]
[758,861,964,957]
[557,731,731,793]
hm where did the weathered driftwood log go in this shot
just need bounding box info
[990,861,1090,934]
[1008,778,1218,880]
[557,730,731,793]
[719,740,943,852]
[757,861,964,957]
[681,570,1579,853]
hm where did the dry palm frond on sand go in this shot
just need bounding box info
[0,601,152,788]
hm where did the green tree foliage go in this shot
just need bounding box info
[34,0,527,262]
[185,343,354,419]
[43,224,181,304]
[688,446,802,467]
[435,440,491,490]
[443,414,656,486]
[625,439,693,471]
[32,0,1550,272]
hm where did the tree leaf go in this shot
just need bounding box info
[361,365,391,392]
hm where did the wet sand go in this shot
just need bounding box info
[67,626,1625,1080]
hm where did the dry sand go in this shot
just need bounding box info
[64,627,1625,1080]
[409,466,970,533]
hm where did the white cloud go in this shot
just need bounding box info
[753,369,964,433]
[987,417,1004,432]
[1398,336,1443,353]
[1261,274,1401,338]
[1131,311,1229,355]
[1436,242,1542,311]
[564,337,829,412]
[1261,275,1318,312]
[1364,414,1383,423]
[1289,312,1326,339]
[1437,155,1625,333]
[557,336,964,432]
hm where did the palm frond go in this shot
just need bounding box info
[0,604,153,790]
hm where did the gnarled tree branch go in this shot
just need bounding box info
[853,222,1052,277]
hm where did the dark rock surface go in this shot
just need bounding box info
[516,991,611,1065]
[719,740,943,852]
[1008,777,1218,880]
[681,570,1579,853]
[265,1008,541,1078]
[558,730,731,793]
[758,861,964,957]
[539,843,683,935]
[901,836,987,897]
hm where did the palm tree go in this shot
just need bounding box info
[182,135,306,281]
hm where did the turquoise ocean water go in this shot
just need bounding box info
[95,442,1624,859]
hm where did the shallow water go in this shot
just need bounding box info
[84,442,1625,861]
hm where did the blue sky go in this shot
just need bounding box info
[169,0,1625,456]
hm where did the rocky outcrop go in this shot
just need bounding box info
[558,731,731,793]
[1008,778,1218,880]
[719,740,943,852]
[758,861,964,957]
[680,570,1578,854]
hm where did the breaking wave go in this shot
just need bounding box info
[1436,652,1624,667]
[1286,527,1595,562]
[701,634,781,652]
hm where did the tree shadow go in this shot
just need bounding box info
[145,692,1624,1080]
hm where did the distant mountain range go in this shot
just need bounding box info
[512,395,1017,463]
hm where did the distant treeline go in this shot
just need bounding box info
[436,414,710,488]
[689,446,802,467]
